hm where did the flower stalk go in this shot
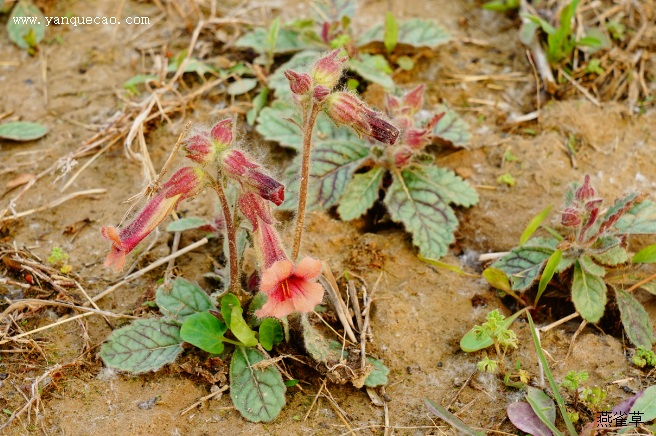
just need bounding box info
[212,177,240,294]
[292,102,321,261]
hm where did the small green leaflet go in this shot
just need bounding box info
[535,249,562,305]
[348,54,394,89]
[384,11,398,52]
[363,357,389,387]
[578,255,606,276]
[520,205,552,246]
[460,308,526,352]
[259,318,284,351]
[591,245,630,266]
[221,293,241,327]
[384,168,459,259]
[0,121,48,141]
[492,246,554,292]
[616,200,656,234]
[337,167,384,220]
[165,217,210,232]
[615,288,654,348]
[230,347,286,422]
[633,244,656,263]
[629,385,656,422]
[571,261,606,323]
[227,78,258,96]
[180,312,228,354]
[230,306,258,347]
[7,0,45,50]
[235,27,315,54]
[420,255,478,277]
[482,267,512,293]
[155,278,215,322]
[424,398,485,436]
[359,18,451,48]
[100,318,183,373]
[247,87,269,126]
[432,106,472,147]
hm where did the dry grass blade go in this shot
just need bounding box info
[320,263,357,343]
[0,189,106,222]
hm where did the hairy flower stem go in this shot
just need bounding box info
[212,179,240,294]
[292,103,321,261]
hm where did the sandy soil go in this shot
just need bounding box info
[0,0,655,434]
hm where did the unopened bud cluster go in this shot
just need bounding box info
[284,49,399,145]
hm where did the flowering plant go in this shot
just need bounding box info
[98,50,394,423]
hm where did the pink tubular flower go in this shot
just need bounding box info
[255,257,325,318]
[101,167,207,271]
[325,92,399,145]
[182,119,233,164]
[311,49,347,89]
[221,149,285,205]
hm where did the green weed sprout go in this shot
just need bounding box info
[632,346,656,368]
[472,310,518,373]
[47,247,72,274]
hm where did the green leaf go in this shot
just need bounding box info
[482,0,519,12]
[359,18,451,48]
[384,11,398,52]
[492,246,554,292]
[384,168,459,259]
[123,74,158,94]
[419,255,477,277]
[283,138,370,211]
[519,20,540,45]
[256,99,359,150]
[300,315,342,363]
[180,312,227,354]
[155,278,215,322]
[337,167,384,220]
[165,217,210,232]
[100,318,183,373]
[227,78,258,96]
[536,250,562,305]
[525,387,562,436]
[526,314,578,436]
[221,293,240,328]
[348,54,394,89]
[285,379,299,387]
[166,55,216,76]
[591,245,630,266]
[364,357,389,387]
[7,0,45,50]
[247,87,269,126]
[579,255,606,276]
[431,106,471,147]
[615,288,654,348]
[266,17,281,55]
[424,398,486,436]
[520,205,552,246]
[616,200,656,234]
[230,306,258,347]
[0,121,48,141]
[259,318,284,351]
[230,347,286,422]
[629,385,656,421]
[483,267,512,293]
[235,27,314,54]
[571,261,607,323]
[418,166,479,207]
[526,386,557,426]
[633,244,656,263]
[640,281,656,296]
[397,56,415,71]
[460,308,526,352]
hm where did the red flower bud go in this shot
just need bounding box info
[311,49,347,89]
[221,150,285,205]
[403,84,425,116]
[325,92,399,145]
[313,85,330,102]
[182,133,213,164]
[284,70,312,96]
[238,191,274,231]
[575,175,595,202]
[404,128,431,150]
[561,208,581,227]
[393,147,414,168]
